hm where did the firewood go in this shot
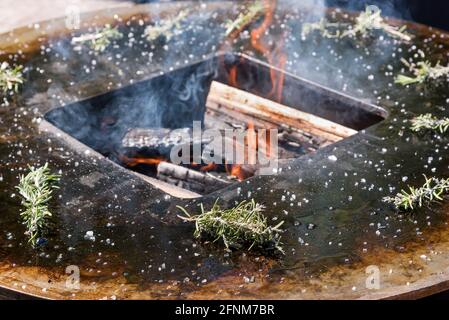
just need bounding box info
[122,127,192,149]
[206,81,357,142]
[156,161,230,193]
[121,127,207,161]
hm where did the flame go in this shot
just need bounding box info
[224,121,268,182]
[223,0,287,102]
[229,65,238,87]
[120,155,164,167]
[228,164,244,181]
[249,0,286,103]
[272,36,287,103]
[224,162,245,181]
[249,0,274,54]
[200,162,218,172]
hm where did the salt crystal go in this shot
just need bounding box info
[84,231,95,242]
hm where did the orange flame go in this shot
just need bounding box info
[200,162,218,172]
[229,65,238,87]
[225,163,253,181]
[250,0,274,54]
[249,0,287,103]
[224,121,271,182]
[120,155,164,167]
[272,36,287,103]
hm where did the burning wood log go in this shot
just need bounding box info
[122,127,192,149]
[156,161,230,194]
[206,81,357,142]
[120,127,205,160]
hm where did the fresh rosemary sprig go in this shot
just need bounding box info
[225,1,265,37]
[144,10,189,42]
[301,18,344,39]
[410,114,449,133]
[395,59,449,86]
[178,199,284,254]
[72,24,123,52]
[340,6,411,41]
[0,62,24,97]
[383,176,449,210]
[16,164,60,246]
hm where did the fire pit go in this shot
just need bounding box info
[45,52,385,197]
[1,1,449,300]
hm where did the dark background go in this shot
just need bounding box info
[134,0,449,31]
[326,0,449,31]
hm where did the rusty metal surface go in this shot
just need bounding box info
[1,2,449,299]
[0,0,134,34]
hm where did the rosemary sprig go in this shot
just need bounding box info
[144,10,190,42]
[16,164,60,246]
[395,59,449,86]
[72,24,123,52]
[340,6,411,41]
[383,176,449,210]
[225,1,265,37]
[178,199,284,254]
[0,62,24,97]
[410,114,449,133]
[301,18,344,39]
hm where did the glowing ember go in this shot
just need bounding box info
[120,155,164,167]
[200,162,218,172]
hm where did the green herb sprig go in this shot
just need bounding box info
[225,1,265,37]
[395,59,449,86]
[302,7,410,42]
[383,176,449,210]
[16,164,60,246]
[144,10,189,42]
[178,199,284,254]
[72,24,123,52]
[301,18,344,39]
[410,114,449,133]
[0,62,24,101]
[341,6,411,41]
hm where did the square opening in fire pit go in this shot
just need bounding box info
[45,53,387,198]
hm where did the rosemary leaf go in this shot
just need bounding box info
[72,24,123,52]
[410,114,449,133]
[144,10,189,42]
[383,176,449,211]
[301,18,344,39]
[16,163,60,246]
[178,199,284,254]
[395,60,449,86]
[341,6,411,41]
[0,62,24,98]
[225,1,265,37]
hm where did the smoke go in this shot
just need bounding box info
[42,0,412,171]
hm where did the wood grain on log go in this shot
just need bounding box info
[206,81,357,142]
[157,161,230,194]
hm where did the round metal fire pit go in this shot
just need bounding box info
[1,2,449,299]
